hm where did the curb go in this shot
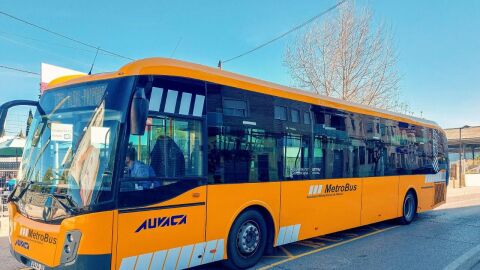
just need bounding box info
[444,243,480,270]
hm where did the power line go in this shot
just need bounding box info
[0,10,134,61]
[0,34,93,69]
[170,37,183,58]
[0,65,39,76]
[220,0,347,66]
[0,30,109,55]
[0,34,108,73]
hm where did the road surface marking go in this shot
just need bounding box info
[293,241,324,248]
[279,246,293,258]
[444,242,480,270]
[258,225,399,270]
[315,237,342,242]
[302,240,327,248]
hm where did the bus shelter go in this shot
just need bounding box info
[445,126,480,187]
[0,136,25,216]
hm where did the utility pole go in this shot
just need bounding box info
[458,125,470,188]
[459,127,463,188]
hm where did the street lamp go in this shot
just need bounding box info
[459,125,470,188]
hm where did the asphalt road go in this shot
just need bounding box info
[1,189,480,270]
[195,189,480,270]
[262,205,480,270]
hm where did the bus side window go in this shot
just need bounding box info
[121,131,156,193]
[207,83,281,183]
[121,116,203,187]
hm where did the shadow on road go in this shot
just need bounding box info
[194,202,480,270]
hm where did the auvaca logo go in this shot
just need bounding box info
[135,215,187,233]
[15,239,30,250]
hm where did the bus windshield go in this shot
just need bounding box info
[12,81,125,221]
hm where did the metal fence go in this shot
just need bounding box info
[1,192,9,217]
[0,179,8,216]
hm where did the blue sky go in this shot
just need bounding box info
[1,0,479,134]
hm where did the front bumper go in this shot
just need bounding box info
[10,247,111,270]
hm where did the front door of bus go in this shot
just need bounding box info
[115,114,207,270]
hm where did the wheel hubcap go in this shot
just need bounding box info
[237,221,260,256]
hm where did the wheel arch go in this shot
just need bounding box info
[407,187,419,211]
[226,201,277,256]
[398,185,419,217]
[403,187,419,212]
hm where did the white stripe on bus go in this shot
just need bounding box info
[291,224,301,243]
[135,253,152,270]
[164,247,181,270]
[149,250,167,270]
[188,242,206,268]
[284,225,294,244]
[213,239,225,262]
[176,244,194,270]
[276,227,287,246]
[201,240,218,264]
[119,256,137,270]
[276,224,301,246]
[119,239,225,270]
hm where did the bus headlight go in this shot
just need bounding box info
[66,233,74,243]
[60,230,82,264]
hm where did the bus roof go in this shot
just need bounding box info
[46,57,441,130]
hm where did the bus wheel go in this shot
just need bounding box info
[400,191,417,224]
[225,209,267,270]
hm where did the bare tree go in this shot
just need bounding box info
[284,2,403,111]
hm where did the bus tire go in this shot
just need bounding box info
[224,209,267,270]
[399,190,417,225]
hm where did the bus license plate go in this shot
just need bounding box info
[30,261,45,270]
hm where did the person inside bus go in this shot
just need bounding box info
[125,147,156,181]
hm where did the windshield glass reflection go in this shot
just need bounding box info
[15,82,122,219]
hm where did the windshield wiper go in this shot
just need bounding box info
[26,138,51,180]
[49,193,80,215]
[8,181,33,202]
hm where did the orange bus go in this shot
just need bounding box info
[1,58,448,270]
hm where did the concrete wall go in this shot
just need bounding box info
[465,174,480,187]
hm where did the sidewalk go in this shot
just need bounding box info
[0,216,8,237]
[447,185,480,197]
[437,186,480,210]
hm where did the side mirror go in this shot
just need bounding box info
[0,100,43,136]
[130,88,149,135]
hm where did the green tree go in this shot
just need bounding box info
[42,168,54,184]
